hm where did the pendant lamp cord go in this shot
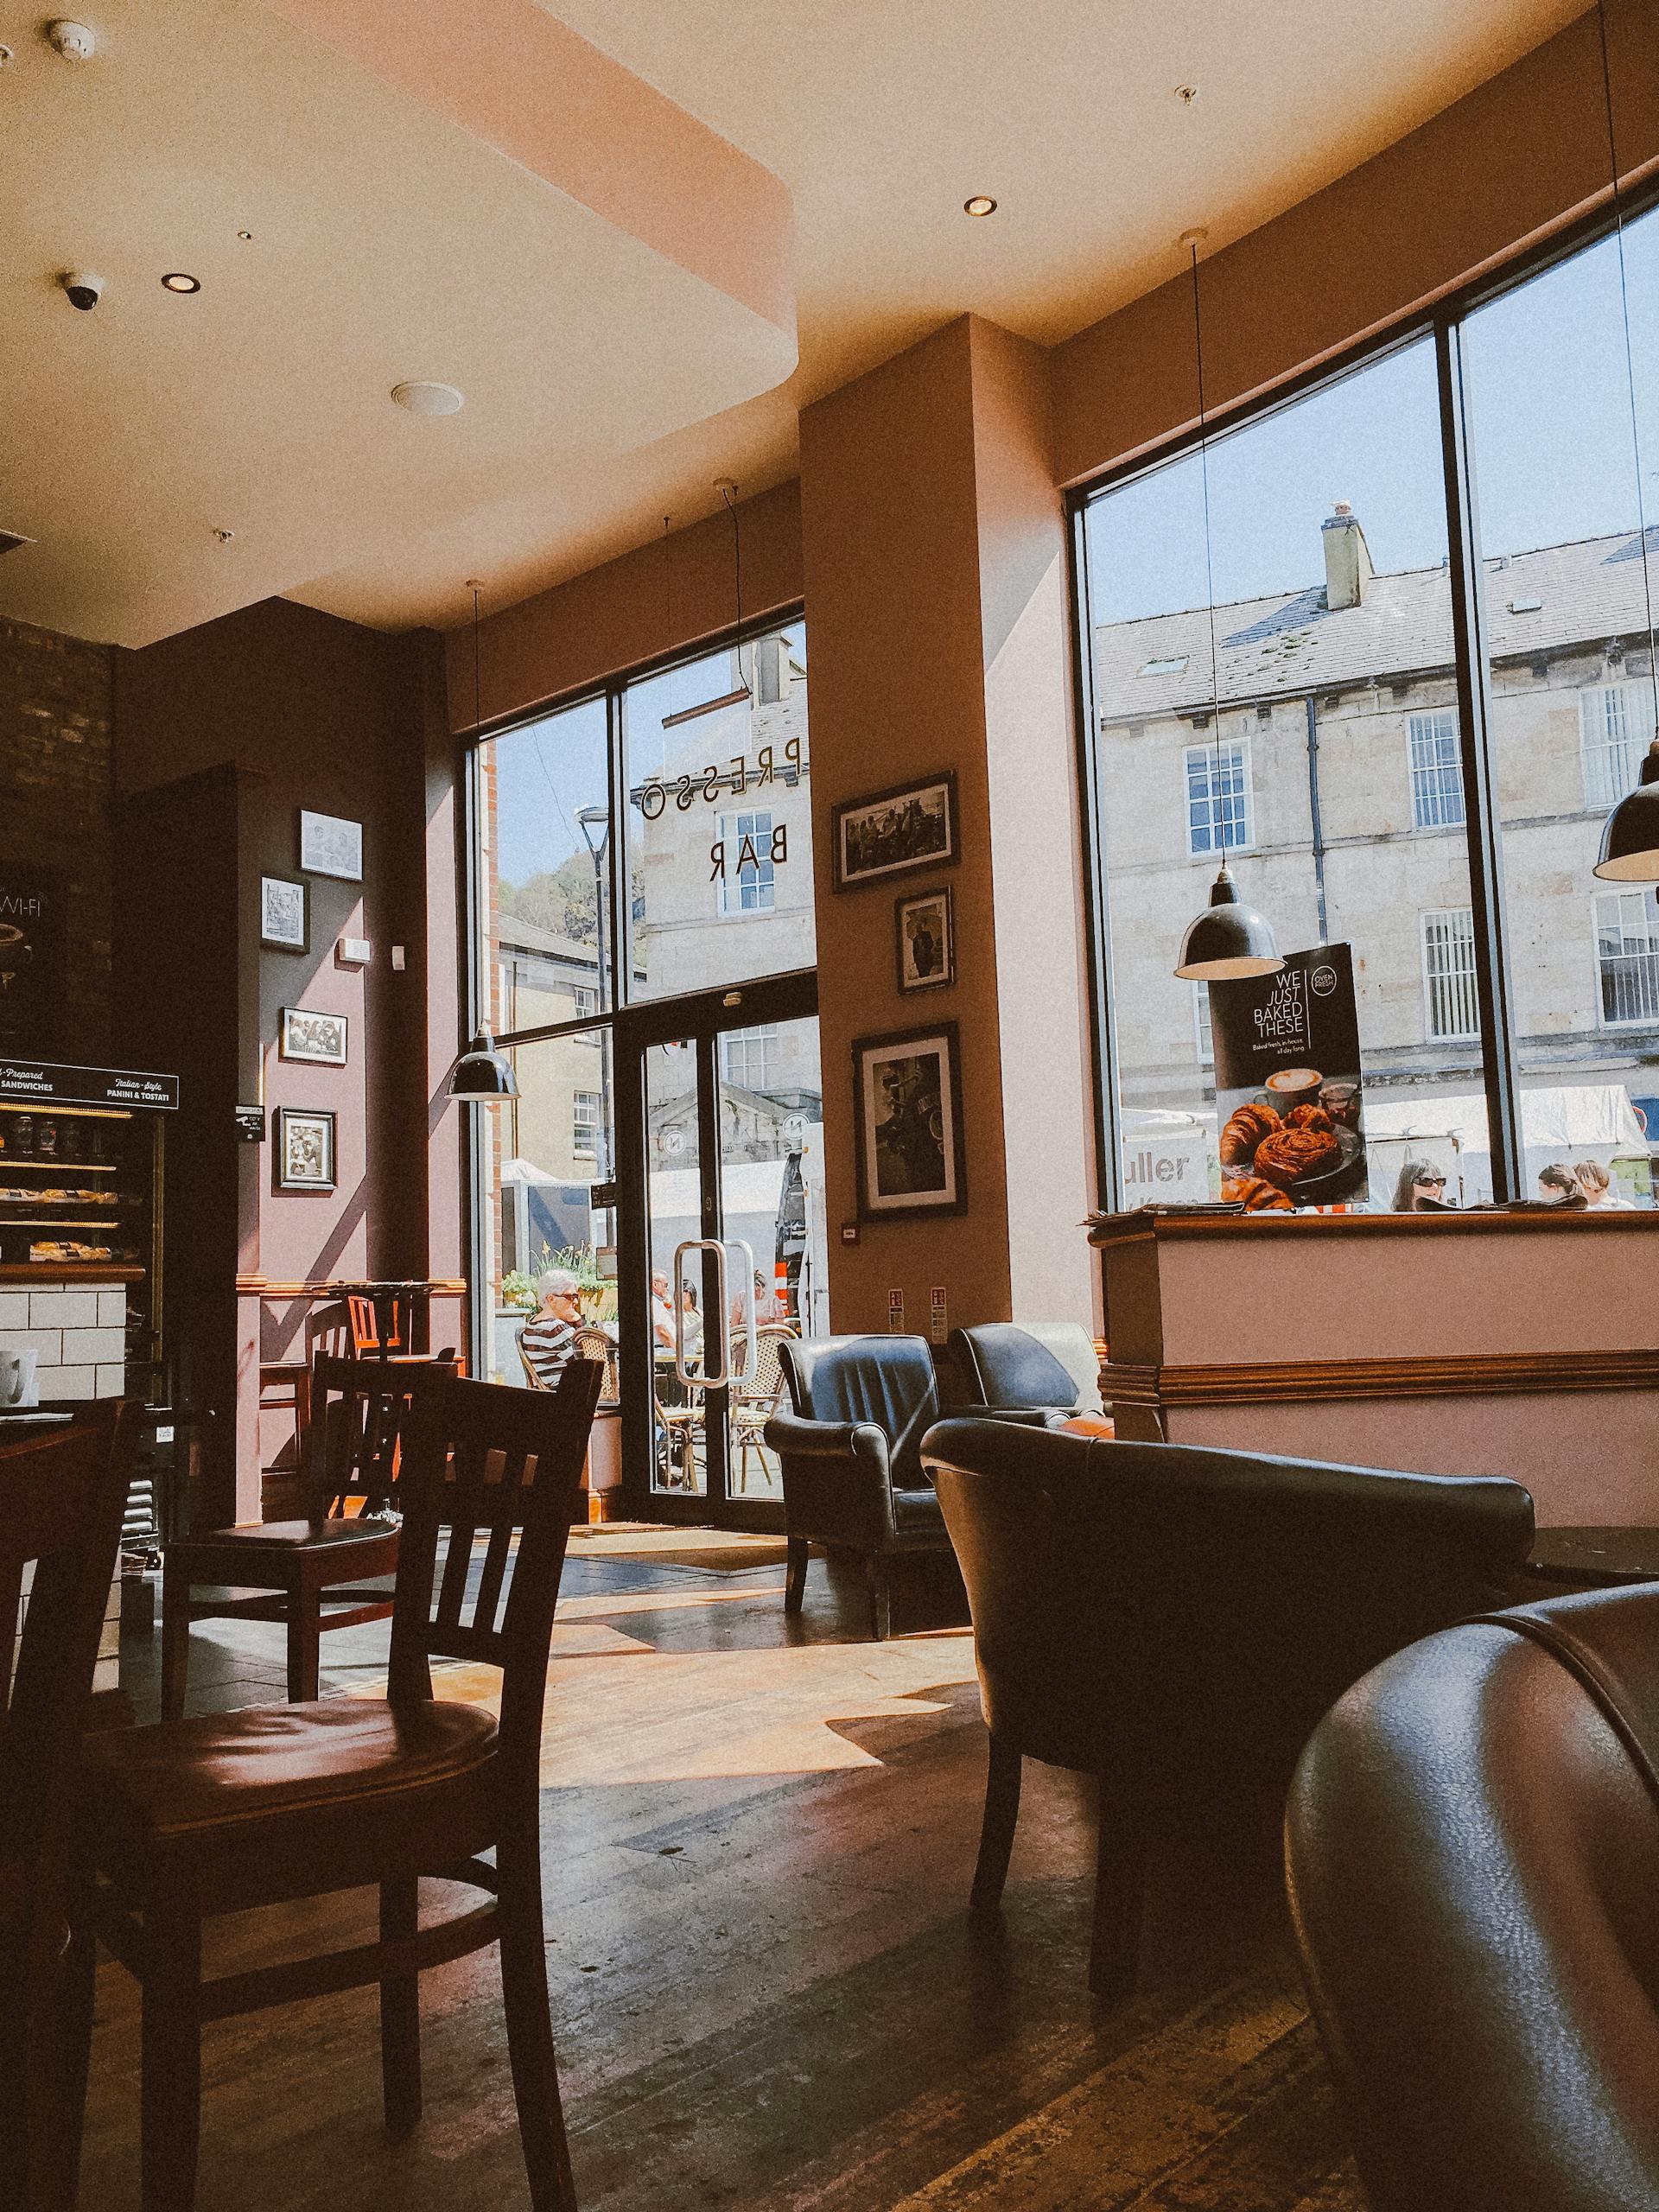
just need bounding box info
[1597,0,1659,741]
[1189,238,1227,861]
[721,480,743,679]
[663,513,673,641]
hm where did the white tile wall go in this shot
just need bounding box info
[0,1279,126,1403]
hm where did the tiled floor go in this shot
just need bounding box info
[81,1530,1359,2210]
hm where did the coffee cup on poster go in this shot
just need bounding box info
[1263,1066,1322,1113]
[1319,1080,1359,1127]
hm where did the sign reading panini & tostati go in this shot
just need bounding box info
[0,1058,180,1111]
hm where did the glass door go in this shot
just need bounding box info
[620,973,823,1529]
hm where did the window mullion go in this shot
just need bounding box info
[1435,317,1524,1201]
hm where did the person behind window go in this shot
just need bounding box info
[519,1268,582,1388]
[1391,1159,1449,1211]
[730,1268,785,1330]
[650,1269,677,1351]
[1575,1158,1634,1209]
[680,1281,704,1366]
[1536,1163,1586,1207]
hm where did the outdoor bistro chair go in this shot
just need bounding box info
[0,1402,137,2212]
[922,1417,1535,1997]
[69,1363,604,2212]
[161,1351,457,1717]
[728,1322,793,1494]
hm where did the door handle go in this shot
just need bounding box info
[671,1239,728,1387]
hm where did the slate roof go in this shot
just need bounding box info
[1095,527,1659,724]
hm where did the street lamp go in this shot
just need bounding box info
[575,805,613,1179]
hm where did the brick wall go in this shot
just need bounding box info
[0,614,115,1062]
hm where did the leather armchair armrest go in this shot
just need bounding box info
[764,1408,890,1471]
[937,1404,1063,1427]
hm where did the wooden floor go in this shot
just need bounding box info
[81,1531,1363,2211]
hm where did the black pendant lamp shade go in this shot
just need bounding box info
[448,1027,518,1102]
[1594,737,1659,880]
[1174,866,1285,981]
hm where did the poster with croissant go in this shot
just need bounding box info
[1210,946,1365,1210]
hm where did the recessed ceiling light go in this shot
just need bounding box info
[963,195,998,218]
[161,272,200,294]
[391,379,465,416]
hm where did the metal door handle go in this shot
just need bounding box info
[671,1238,728,1387]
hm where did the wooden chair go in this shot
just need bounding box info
[71,1363,604,2212]
[161,1351,456,1718]
[0,1403,137,2212]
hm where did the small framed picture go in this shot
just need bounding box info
[895,886,954,993]
[279,1007,348,1066]
[852,1021,967,1221]
[298,809,364,882]
[833,770,958,890]
[275,1107,336,1192]
[260,874,308,951]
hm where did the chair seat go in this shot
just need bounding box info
[80,1697,499,1847]
[175,1516,397,1553]
[891,1486,946,1535]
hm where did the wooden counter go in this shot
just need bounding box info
[1091,1210,1659,1526]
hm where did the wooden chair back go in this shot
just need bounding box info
[306,1351,458,1516]
[0,1404,135,1864]
[387,1367,601,1777]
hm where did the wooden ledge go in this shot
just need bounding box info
[1102,1348,1659,1407]
[0,1262,144,1284]
[1089,1209,1659,1249]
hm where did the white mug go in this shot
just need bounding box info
[0,1350,39,1409]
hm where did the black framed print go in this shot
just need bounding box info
[275,1106,336,1192]
[852,1020,966,1220]
[833,770,958,890]
[298,809,364,882]
[895,885,954,993]
[260,874,308,951]
[279,1007,348,1066]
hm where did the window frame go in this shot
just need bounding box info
[1407,708,1466,831]
[1580,679,1645,815]
[1420,906,1481,1043]
[1066,175,1659,1219]
[1182,736,1255,858]
[715,807,778,918]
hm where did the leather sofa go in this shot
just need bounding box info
[948,1322,1103,1420]
[921,1416,1535,1996]
[1287,1585,1659,2212]
[764,1334,956,1639]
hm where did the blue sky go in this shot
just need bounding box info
[1087,204,1659,626]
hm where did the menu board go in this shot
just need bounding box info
[0,1059,179,1111]
[1210,946,1365,1206]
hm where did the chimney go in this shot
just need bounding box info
[1322,500,1373,611]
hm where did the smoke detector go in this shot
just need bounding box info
[45,19,97,61]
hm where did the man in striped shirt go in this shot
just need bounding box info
[519,1268,582,1389]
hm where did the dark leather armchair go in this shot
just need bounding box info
[765,1334,955,1639]
[1287,1586,1659,2212]
[949,1322,1103,1420]
[922,1417,1535,1997]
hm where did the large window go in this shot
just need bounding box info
[1077,194,1659,1211]
[470,616,810,1357]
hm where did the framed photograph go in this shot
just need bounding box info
[852,1021,967,1220]
[895,886,954,993]
[298,809,363,882]
[833,770,958,890]
[275,1107,336,1192]
[260,874,308,951]
[279,1007,348,1067]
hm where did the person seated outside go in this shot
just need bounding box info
[518,1268,583,1388]
[730,1268,785,1330]
[1576,1157,1635,1209]
[1536,1163,1587,1207]
[1391,1159,1450,1211]
[680,1282,704,1366]
[650,1270,677,1352]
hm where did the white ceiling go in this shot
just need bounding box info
[1,0,1589,645]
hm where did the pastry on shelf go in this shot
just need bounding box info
[1220,1174,1294,1213]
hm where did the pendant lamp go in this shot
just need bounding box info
[448,580,518,1103]
[1172,230,1283,980]
[1590,0,1659,881]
